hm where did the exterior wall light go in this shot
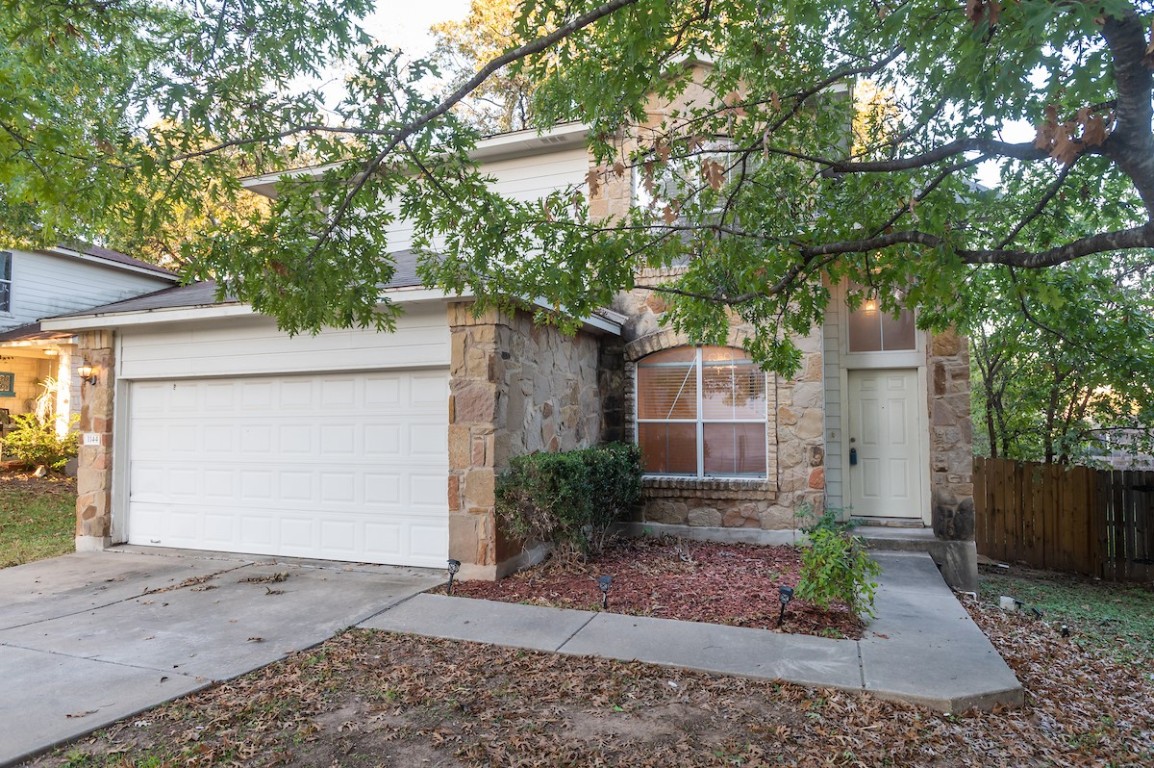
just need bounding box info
[598,574,613,609]
[447,558,461,595]
[78,364,98,386]
[778,585,795,627]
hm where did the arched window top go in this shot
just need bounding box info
[639,345,751,365]
[635,346,766,478]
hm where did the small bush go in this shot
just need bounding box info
[2,413,80,471]
[796,510,881,619]
[496,443,642,557]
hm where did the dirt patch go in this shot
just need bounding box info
[0,470,75,494]
[436,536,864,639]
[31,611,1153,768]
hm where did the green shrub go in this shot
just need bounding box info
[496,443,641,557]
[796,510,881,619]
[2,413,80,471]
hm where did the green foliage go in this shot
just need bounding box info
[2,413,79,471]
[797,511,881,619]
[4,1,1154,374]
[429,0,535,133]
[495,443,641,557]
[969,254,1154,465]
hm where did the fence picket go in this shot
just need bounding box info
[974,458,1154,583]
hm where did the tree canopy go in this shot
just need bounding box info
[429,0,534,134]
[970,251,1154,464]
[4,0,1154,378]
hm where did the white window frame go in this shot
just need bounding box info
[635,347,768,479]
[631,140,740,218]
[839,283,923,369]
[0,251,11,314]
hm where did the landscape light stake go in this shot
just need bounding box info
[447,559,461,595]
[598,575,613,610]
[778,585,794,627]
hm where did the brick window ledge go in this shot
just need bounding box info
[642,476,774,495]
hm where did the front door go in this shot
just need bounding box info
[847,369,922,519]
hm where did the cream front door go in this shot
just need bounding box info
[847,369,922,519]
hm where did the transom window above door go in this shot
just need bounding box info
[635,346,767,478]
[847,290,916,353]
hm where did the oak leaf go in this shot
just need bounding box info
[1080,112,1109,147]
[1050,123,1082,166]
[702,159,726,190]
[585,168,601,197]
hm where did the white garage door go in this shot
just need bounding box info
[126,369,449,567]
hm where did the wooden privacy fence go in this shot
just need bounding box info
[974,457,1154,582]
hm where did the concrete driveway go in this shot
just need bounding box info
[0,547,442,766]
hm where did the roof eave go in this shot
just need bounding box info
[40,246,179,281]
[41,285,623,337]
[241,122,590,199]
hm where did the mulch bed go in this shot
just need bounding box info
[434,536,864,639]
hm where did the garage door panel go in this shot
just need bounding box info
[127,370,449,567]
[410,423,446,456]
[364,376,402,406]
[364,474,401,504]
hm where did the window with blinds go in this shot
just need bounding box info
[636,346,767,478]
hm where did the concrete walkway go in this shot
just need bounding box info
[2,549,1022,766]
[0,549,442,767]
[362,551,1024,714]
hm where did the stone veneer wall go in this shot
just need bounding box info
[74,330,115,550]
[927,329,975,540]
[615,286,826,532]
[447,303,609,578]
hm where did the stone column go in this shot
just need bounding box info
[927,328,978,592]
[75,330,115,552]
[927,329,975,539]
[447,303,501,578]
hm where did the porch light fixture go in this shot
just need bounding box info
[778,585,795,627]
[598,575,613,609]
[446,559,461,595]
[78,363,98,386]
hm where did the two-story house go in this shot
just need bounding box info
[0,244,177,432]
[40,118,977,590]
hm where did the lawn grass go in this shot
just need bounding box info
[979,564,1154,663]
[0,475,76,568]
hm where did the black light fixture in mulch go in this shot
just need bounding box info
[778,585,795,627]
[598,575,613,609]
[447,559,461,595]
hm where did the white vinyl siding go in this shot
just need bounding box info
[823,302,844,510]
[1,249,172,330]
[382,146,590,252]
[117,304,449,380]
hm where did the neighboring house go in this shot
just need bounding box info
[1094,428,1154,471]
[0,245,177,432]
[42,121,976,587]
